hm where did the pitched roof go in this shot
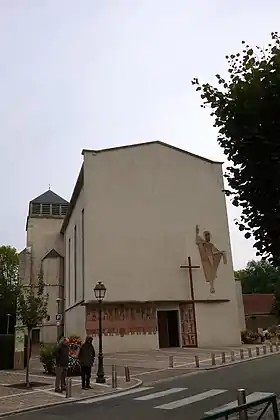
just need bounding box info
[42,249,62,261]
[30,190,69,205]
[243,294,275,315]
[82,140,223,165]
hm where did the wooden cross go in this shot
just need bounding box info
[180,256,200,301]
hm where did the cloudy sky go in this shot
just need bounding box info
[0,0,277,269]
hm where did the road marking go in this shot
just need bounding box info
[155,389,227,410]
[204,392,274,415]
[134,387,187,401]
[78,386,154,404]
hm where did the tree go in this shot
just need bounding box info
[192,32,280,266]
[0,246,19,334]
[235,260,280,294]
[17,267,48,387]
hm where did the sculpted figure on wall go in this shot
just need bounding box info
[196,225,227,293]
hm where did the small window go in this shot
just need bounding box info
[31,203,40,215]
[52,204,60,215]
[42,204,51,215]
[61,205,68,215]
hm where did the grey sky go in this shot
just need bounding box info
[0,0,276,269]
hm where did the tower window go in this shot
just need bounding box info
[42,204,51,215]
[61,205,68,215]
[31,203,40,215]
[52,204,60,215]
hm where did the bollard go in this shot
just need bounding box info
[65,377,72,398]
[231,351,235,362]
[237,388,248,420]
[195,355,199,368]
[112,364,117,388]
[169,355,174,368]
[263,345,267,355]
[240,349,244,360]
[256,346,260,356]
[269,343,273,353]
[276,343,279,352]
[221,352,226,364]
[248,348,252,358]
[124,365,130,382]
[211,352,216,366]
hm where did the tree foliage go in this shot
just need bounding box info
[235,260,280,294]
[192,32,280,265]
[0,246,19,333]
[17,267,48,330]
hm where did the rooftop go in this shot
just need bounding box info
[30,190,69,205]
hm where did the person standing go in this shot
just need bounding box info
[55,337,69,393]
[78,336,95,389]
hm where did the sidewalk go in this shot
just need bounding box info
[0,369,140,417]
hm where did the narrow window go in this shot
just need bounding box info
[74,225,77,302]
[68,238,71,306]
[82,209,85,300]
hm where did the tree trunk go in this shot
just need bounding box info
[25,329,32,387]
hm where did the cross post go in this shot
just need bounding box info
[180,256,200,301]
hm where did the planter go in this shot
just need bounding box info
[67,366,81,377]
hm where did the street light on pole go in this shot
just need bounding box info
[56,298,63,342]
[93,281,106,384]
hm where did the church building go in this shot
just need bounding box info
[19,141,243,350]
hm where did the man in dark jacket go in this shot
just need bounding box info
[78,336,95,389]
[55,337,69,392]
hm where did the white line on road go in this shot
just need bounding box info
[134,387,187,401]
[78,386,154,404]
[155,389,227,410]
[204,392,274,415]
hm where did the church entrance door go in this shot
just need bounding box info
[157,310,180,348]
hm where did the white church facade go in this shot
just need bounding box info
[19,141,244,351]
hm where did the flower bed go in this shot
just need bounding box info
[241,330,263,344]
[40,335,82,376]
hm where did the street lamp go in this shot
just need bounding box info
[94,281,107,384]
[6,314,11,335]
[56,298,63,342]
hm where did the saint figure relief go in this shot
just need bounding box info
[195,225,227,294]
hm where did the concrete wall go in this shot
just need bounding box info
[65,304,86,339]
[235,280,246,332]
[64,188,84,310]
[66,142,241,348]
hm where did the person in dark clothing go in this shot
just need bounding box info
[78,336,95,389]
[55,337,69,392]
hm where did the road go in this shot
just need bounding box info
[6,354,280,420]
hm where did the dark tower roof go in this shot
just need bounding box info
[30,190,69,205]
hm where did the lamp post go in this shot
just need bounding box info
[56,298,63,342]
[94,281,106,384]
[6,314,11,335]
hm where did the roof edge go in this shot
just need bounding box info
[60,164,84,234]
[82,141,223,165]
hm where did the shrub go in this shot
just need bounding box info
[241,330,261,344]
[0,334,14,370]
[40,344,56,374]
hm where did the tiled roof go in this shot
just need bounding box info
[30,190,68,205]
[243,293,275,315]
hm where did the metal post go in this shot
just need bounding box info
[270,343,273,353]
[240,349,244,360]
[276,343,279,352]
[263,345,267,355]
[124,366,130,382]
[231,351,235,362]
[195,355,199,368]
[256,346,260,356]
[272,395,280,420]
[237,388,248,420]
[96,301,105,383]
[6,314,11,335]
[65,378,72,398]
[248,348,252,358]
[111,365,117,388]
[211,353,216,366]
[169,355,174,368]
[221,352,226,364]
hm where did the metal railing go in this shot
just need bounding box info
[201,390,279,420]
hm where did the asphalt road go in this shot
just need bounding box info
[7,354,280,420]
